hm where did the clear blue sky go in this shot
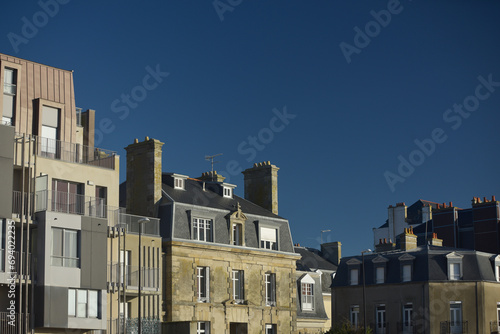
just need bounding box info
[2,0,499,257]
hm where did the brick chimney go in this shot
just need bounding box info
[125,137,164,217]
[321,241,342,266]
[429,233,443,247]
[375,238,396,253]
[242,161,279,215]
[400,227,417,251]
[198,170,226,183]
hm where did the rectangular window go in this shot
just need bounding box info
[232,223,242,246]
[40,105,59,156]
[350,268,359,285]
[450,263,461,280]
[0,220,4,272]
[197,267,210,303]
[496,303,500,332]
[496,265,500,282]
[265,273,276,306]
[376,305,386,333]
[3,68,16,126]
[265,324,277,334]
[223,187,232,198]
[52,179,84,215]
[193,218,213,242]
[403,304,413,331]
[52,227,79,267]
[68,289,99,318]
[94,186,107,218]
[350,305,359,328]
[402,264,411,282]
[197,322,210,334]
[260,227,277,250]
[174,178,184,189]
[301,283,314,311]
[376,267,385,284]
[450,302,462,333]
[232,270,244,304]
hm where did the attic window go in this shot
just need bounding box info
[223,187,232,198]
[174,178,185,190]
[446,252,463,281]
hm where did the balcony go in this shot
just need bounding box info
[0,313,30,334]
[108,317,160,334]
[112,212,160,236]
[491,320,500,334]
[440,321,468,334]
[108,262,160,291]
[35,190,108,218]
[14,133,116,170]
[12,191,34,218]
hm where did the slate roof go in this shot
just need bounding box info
[161,174,284,220]
[295,247,337,272]
[376,199,439,229]
[333,246,498,287]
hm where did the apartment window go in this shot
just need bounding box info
[232,270,245,304]
[223,187,232,198]
[446,252,463,281]
[350,305,359,328]
[193,218,213,242]
[197,322,210,334]
[40,105,60,156]
[449,302,462,333]
[68,289,99,318]
[403,304,413,331]
[52,227,79,267]
[350,268,359,285]
[376,305,386,333]
[52,179,84,215]
[3,68,16,126]
[260,227,277,250]
[196,267,210,302]
[496,303,500,332]
[0,220,4,272]
[376,266,385,284]
[301,282,314,311]
[232,223,242,246]
[265,273,276,306]
[174,178,184,190]
[402,264,412,282]
[94,186,107,218]
[265,324,277,334]
[496,264,500,282]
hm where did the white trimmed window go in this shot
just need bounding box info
[402,264,412,282]
[52,227,79,268]
[68,289,99,318]
[197,322,210,334]
[376,266,385,284]
[265,324,277,334]
[3,68,16,126]
[223,187,232,198]
[260,227,277,250]
[41,105,59,156]
[196,267,210,303]
[350,268,359,285]
[174,178,185,190]
[449,302,462,331]
[350,305,359,328]
[446,252,463,281]
[265,273,276,306]
[300,274,315,311]
[232,270,244,304]
[496,265,500,282]
[403,304,413,330]
[493,256,500,282]
[193,218,213,242]
[232,223,242,246]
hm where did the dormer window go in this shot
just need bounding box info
[372,255,388,284]
[174,178,185,190]
[398,253,415,282]
[346,258,361,285]
[299,274,315,311]
[446,252,463,281]
[492,255,500,282]
[223,187,232,198]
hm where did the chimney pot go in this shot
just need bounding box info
[449,202,453,207]
[493,195,496,202]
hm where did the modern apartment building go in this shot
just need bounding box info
[0,53,160,334]
[333,229,500,334]
[122,138,300,334]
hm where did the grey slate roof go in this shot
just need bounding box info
[295,247,338,272]
[333,246,498,287]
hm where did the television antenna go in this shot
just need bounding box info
[205,153,223,173]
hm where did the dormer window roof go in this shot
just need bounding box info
[168,173,188,190]
[222,183,236,198]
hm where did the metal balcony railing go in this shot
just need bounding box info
[114,212,160,236]
[397,322,416,334]
[35,190,107,217]
[491,320,500,334]
[12,191,34,217]
[440,321,468,334]
[371,322,389,334]
[108,262,160,290]
[108,317,160,334]
[0,313,30,334]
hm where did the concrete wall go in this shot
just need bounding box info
[0,125,14,218]
[164,240,299,334]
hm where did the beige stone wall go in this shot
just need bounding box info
[323,293,332,331]
[164,241,299,334]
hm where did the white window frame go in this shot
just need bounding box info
[350,305,359,329]
[496,302,500,332]
[193,218,213,242]
[265,273,276,306]
[260,227,278,250]
[350,268,359,285]
[174,178,185,190]
[232,270,245,304]
[223,187,232,198]
[403,303,413,331]
[300,275,315,311]
[52,227,79,268]
[196,267,210,303]
[68,289,99,318]
[197,321,210,334]
[376,304,386,333]
[265,324,277,334]
[232,223,242,246]
[493,256,500,282]
[402,264,412,282]
[376,266,385,284]
[3,67,17,126]
[446,252,463,281]
[449,301,462,332]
